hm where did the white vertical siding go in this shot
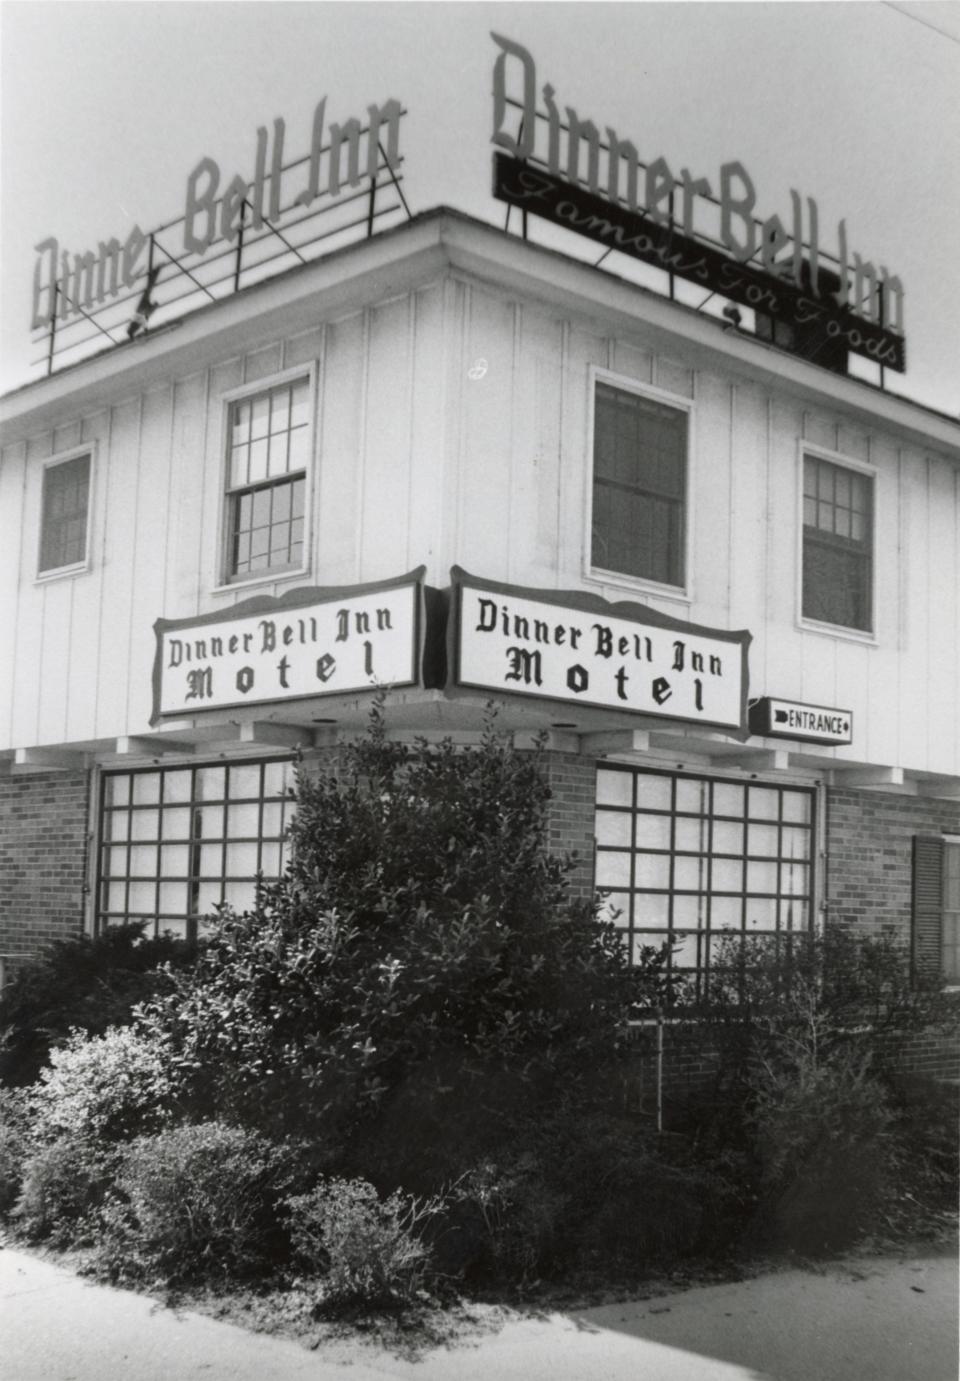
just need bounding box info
[0,269,957,778]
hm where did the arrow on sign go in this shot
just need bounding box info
[774,709,789,723]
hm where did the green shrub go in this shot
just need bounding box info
[748,1042,895,1252]
[0,922,198,1087]
[142,702,649,1160]
[286,1178,440,1306]
[98,1122,297,1286]
[29,1026,173,1148]
[0,1086,31,1216]
[13,1135,117,1245]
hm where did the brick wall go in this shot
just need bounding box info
[0,770,90,974]
[825,786,960,943]
[542,751,597,899]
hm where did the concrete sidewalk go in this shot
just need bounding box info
[1,1243,957,1381]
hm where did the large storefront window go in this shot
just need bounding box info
[97,758,295,940]
[595,766,816,997]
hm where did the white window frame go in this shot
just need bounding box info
[35,442,95,583]
[584,367,695,603]
[796,440,878,644]
[212,362,318,593]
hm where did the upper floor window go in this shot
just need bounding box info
[223,374,311,584]
[39,451,91,575]
[802,453,874,633]
[591,380,688,589]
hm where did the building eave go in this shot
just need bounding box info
[3,206,959,461]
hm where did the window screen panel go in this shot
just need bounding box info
[592,383,687,586]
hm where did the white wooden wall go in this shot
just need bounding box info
[1,271,957,775]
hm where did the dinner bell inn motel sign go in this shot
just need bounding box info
[153,575,421,721]
[452,571,751,735]
[30,94,402,330]
[490,34,906,371]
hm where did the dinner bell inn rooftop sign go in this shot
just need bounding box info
[31,93,402,331]
[491,33,905,371]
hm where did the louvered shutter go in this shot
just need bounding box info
[912,834,943,974]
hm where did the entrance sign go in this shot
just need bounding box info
[749,697,853,745]
[152,571,423,721]
[491,34,905,372]
[451,568,751,734]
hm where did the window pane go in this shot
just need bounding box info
[634,813,672,851]
[748,787,779,821]
[130,810,159,841]
[197,767,226,800]
[674,855,706,890]
[596,811,633,847]
[712,783,745,816]
[132,774,160,805]
[260,802,285,837]
[711,821,744,854]
[163,770,192,804]
[160,845,189,876]
[229,764,262,798]
[671,894,704,929]
[711,858,744,891]
[675,779,706,813]
[263,760,293,797]
[158,881,188,916]
[226,841,259,875]
[104,775,130,807]
[748,823,780,857]
[129,845,157,877]
[596,851,632,888]
[597,770,633,807]
[746,860,778,893]
[634,853,671,889]
[162,807,191,840]
[228,803,260,836]
[746,897,778,930]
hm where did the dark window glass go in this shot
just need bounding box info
[226,378,309,581]
[595,766,815,1002]
[39,454,90,572]
[96,759,295,941]
[592,383,687,586]
[802,455,873,631]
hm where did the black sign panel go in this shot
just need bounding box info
[749,696,853,745]
[493,154,905,373]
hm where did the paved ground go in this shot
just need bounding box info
[1,1243,956,1381]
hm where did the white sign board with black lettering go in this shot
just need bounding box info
[152,571,422,721]
[749,696,853,745]
[451,568,751,734]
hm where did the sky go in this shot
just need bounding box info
[2,0,959,415]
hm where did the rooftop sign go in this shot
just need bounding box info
[450,568,751,735]
[29,91,407,373]
[490,34,905,373]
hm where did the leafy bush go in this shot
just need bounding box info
[97,1122,298,1286]
[12,1136,116,1245]
[286,1178,440,1306]
[29,1025,173,1148]
[0,1086,31,1216]
[0,922,198,1087]
[748,1041,895,1252]
[11,1025,175,1245]
[142,703,648,1165]
[698,929,958,1088]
